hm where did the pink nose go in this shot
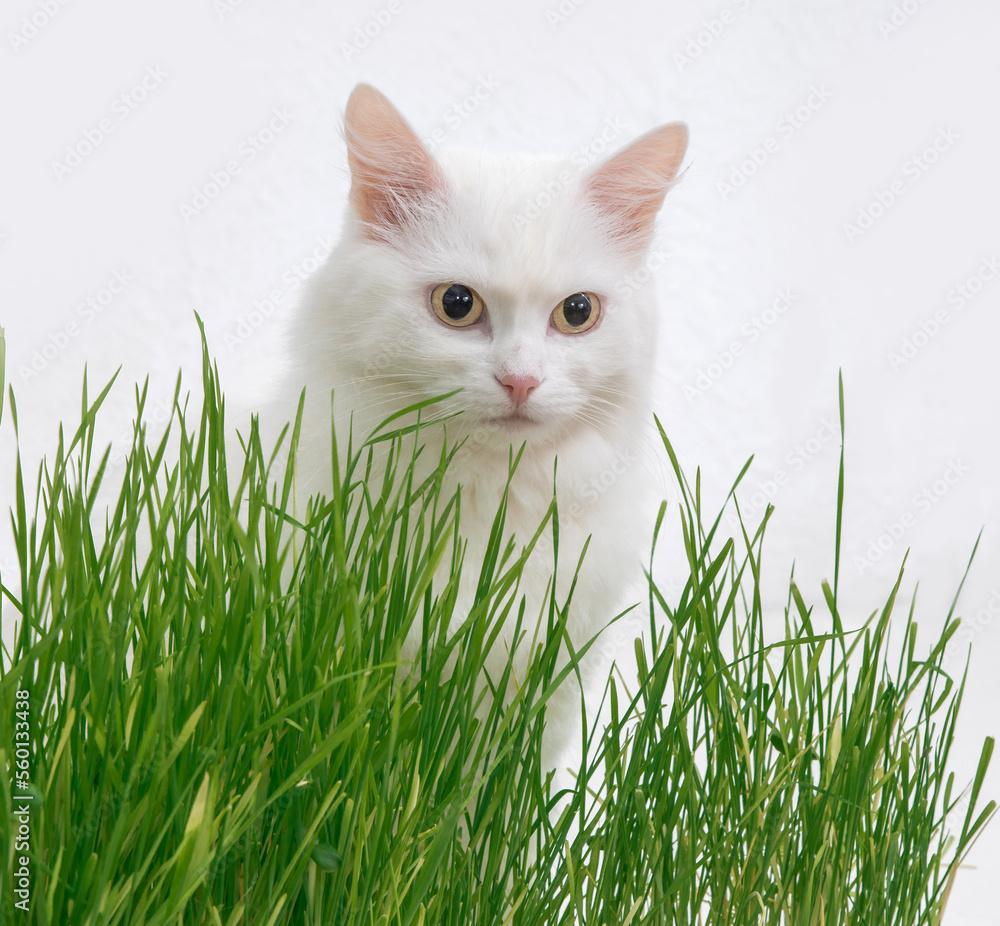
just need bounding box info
[498,373,541,408]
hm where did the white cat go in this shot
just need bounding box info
[284,84,688,771]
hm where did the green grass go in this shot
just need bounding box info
[0,326,994,925]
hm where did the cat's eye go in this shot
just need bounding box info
[552,292,601,334]
[431,282,485,327]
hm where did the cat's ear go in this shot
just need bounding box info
[583,122,689,251]
[344,84,447,237]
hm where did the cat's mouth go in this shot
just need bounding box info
[484,410,538,430]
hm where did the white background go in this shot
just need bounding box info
[1,0,997,919]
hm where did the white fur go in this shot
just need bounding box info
[281,124,682,770]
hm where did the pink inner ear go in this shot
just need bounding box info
[584,122,689,251]
[345,84,446,235]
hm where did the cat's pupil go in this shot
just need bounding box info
[442,284,475,319]
[563,293,592,327]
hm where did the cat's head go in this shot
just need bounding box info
[305,84,688,453]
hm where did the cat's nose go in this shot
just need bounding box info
[497,373,541,408]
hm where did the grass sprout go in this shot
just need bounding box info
[0,331,993,925]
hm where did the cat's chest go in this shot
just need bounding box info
[448,448,649,621]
